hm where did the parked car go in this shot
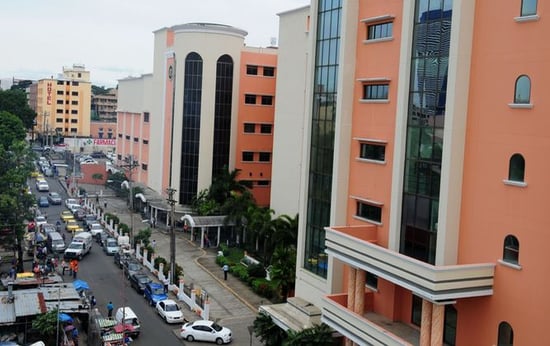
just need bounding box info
[179,320,232,344]
[73,208,86,221]
[37,196,49,207]
[156,299,186,324]
[129,273,152,294]
[65,220,80,233]
[143,282,167,306]
[35,215,48,228]
[123,260,143,279]
[47,192,62,205]
[42,223,56,234]
[65,198,78,208]
[84,214,97,229]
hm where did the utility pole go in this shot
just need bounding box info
[120,155,139,247]
[166,187,177,285]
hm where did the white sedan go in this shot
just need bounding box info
[155,299,185,324]
[180,320,232,344]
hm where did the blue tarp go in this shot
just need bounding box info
[72,279,90,291]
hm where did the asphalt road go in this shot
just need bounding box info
[31,174,184,346]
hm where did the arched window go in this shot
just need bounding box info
[508,154,525,182]
[521,0,537,16]
[503,235,519,264]
[497,321,514,346]
[514,75,531,104]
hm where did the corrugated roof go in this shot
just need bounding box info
[0,295,16,324]
[14,291,45,317]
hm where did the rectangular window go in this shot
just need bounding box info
[57,81,64,85]
[260,124,272,134]
[521,0,537,16]
[363,84,389,100]
[71,110,78,114]
[356,201,382,223]
[55,118,63,123]
[141,163,148,171]
[118,134,122,138]
[245,94,256,104]
[134,137,139,142]
[263,66,275,77]
[125,135,130,140]
[56,90,64,95]
[261,95,273,105]
[366,272,378,289]
[256,180,270,186]
[143,139,149,144]
[244,123,255,133]
[246,65,258,75]
[70,119,78,123]
[367,22,393,40]
[56,100,63,104]
[56,109,63,114]
[70,128,77,133]
[360,143,386,162]
[71,100,78,105]
[72,81,79,86]
[259,152,271,162]
[72,91,78,96]
[143,112,150,122]
[242,151,254,162]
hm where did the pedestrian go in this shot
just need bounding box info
[61,259,67,276]
[163,277,170,294]
[151,216,156,229]
[151,239,156,251]
[73,261,79,279]
[91,295,97,309]
[104,201,107,209]
[223,264,229,281]
[72,327,79,346]
[107,301,114,318]
[9,266,16,279]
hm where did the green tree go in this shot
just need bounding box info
[272,214,299,249]
[0,89,36,129]
[284,323,335,346]
[92,172,104,186]
[32,308,59,344]
[191,189,220,216]
[0,111,27,150]
[221,190,255,247]
[92,85,110,95]
[270,245,296,301]
[208,166,252,205]
[253,312,288,346]
[247,205,275,263]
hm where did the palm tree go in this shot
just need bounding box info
[272,214,299,248]
[270,245,297,301]
[284,323,335,346]
[208,166,252,205]
[221,190,255,246]
[247,205,275,262]
[253,312,288,346]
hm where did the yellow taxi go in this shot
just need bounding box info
[60,210,75,222]
[66,220,80,233]
[30,170,40,178]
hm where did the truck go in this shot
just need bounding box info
[64,232,92,260]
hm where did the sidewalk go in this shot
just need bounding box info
[70,182,271,324]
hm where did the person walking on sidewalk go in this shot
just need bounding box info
[151,239,156,251]
[163,277,170,293]
[107,301,114,318]
[223,264,229,281]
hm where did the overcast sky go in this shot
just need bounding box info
[1,0,310,88]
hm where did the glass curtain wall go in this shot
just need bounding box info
[211,55,234,178]
[180,52,203,204]
[400,0,452,264]
[303,0,342,278]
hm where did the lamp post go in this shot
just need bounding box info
[166,187,177,285]
[121,155,139,247]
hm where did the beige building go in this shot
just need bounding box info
[91,88,118,122]
[33,64,92,139]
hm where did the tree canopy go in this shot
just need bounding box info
[0,89,36,129]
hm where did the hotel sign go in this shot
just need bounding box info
[46,82,52,105]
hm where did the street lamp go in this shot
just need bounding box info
[121,155,139,247]
[166,187,177,286]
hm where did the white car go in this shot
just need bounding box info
[89,223,104,236]
[156,299,185,324]
[65,198,78,208]
[36,180,50,192]
[35,215,48,228]
[180,320,232,344]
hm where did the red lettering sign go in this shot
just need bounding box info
[93,139,116,146]
[46,82,52,105]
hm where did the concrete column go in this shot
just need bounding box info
[430,304,444,346]
[347,267,356,310]
[420,299,432,346]
[354,269,366,315]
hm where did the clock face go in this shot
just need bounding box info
[168,65,174,80]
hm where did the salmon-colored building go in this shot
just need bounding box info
[116,24,278,210]
[263,1,548,345]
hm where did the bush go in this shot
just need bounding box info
[104,213,120,225]
[231,264,249,281]
[154,256,168,271]
[252,278,275,299]
[247,263,265,278]
[134,228,152,247]
[118,223,130,236]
